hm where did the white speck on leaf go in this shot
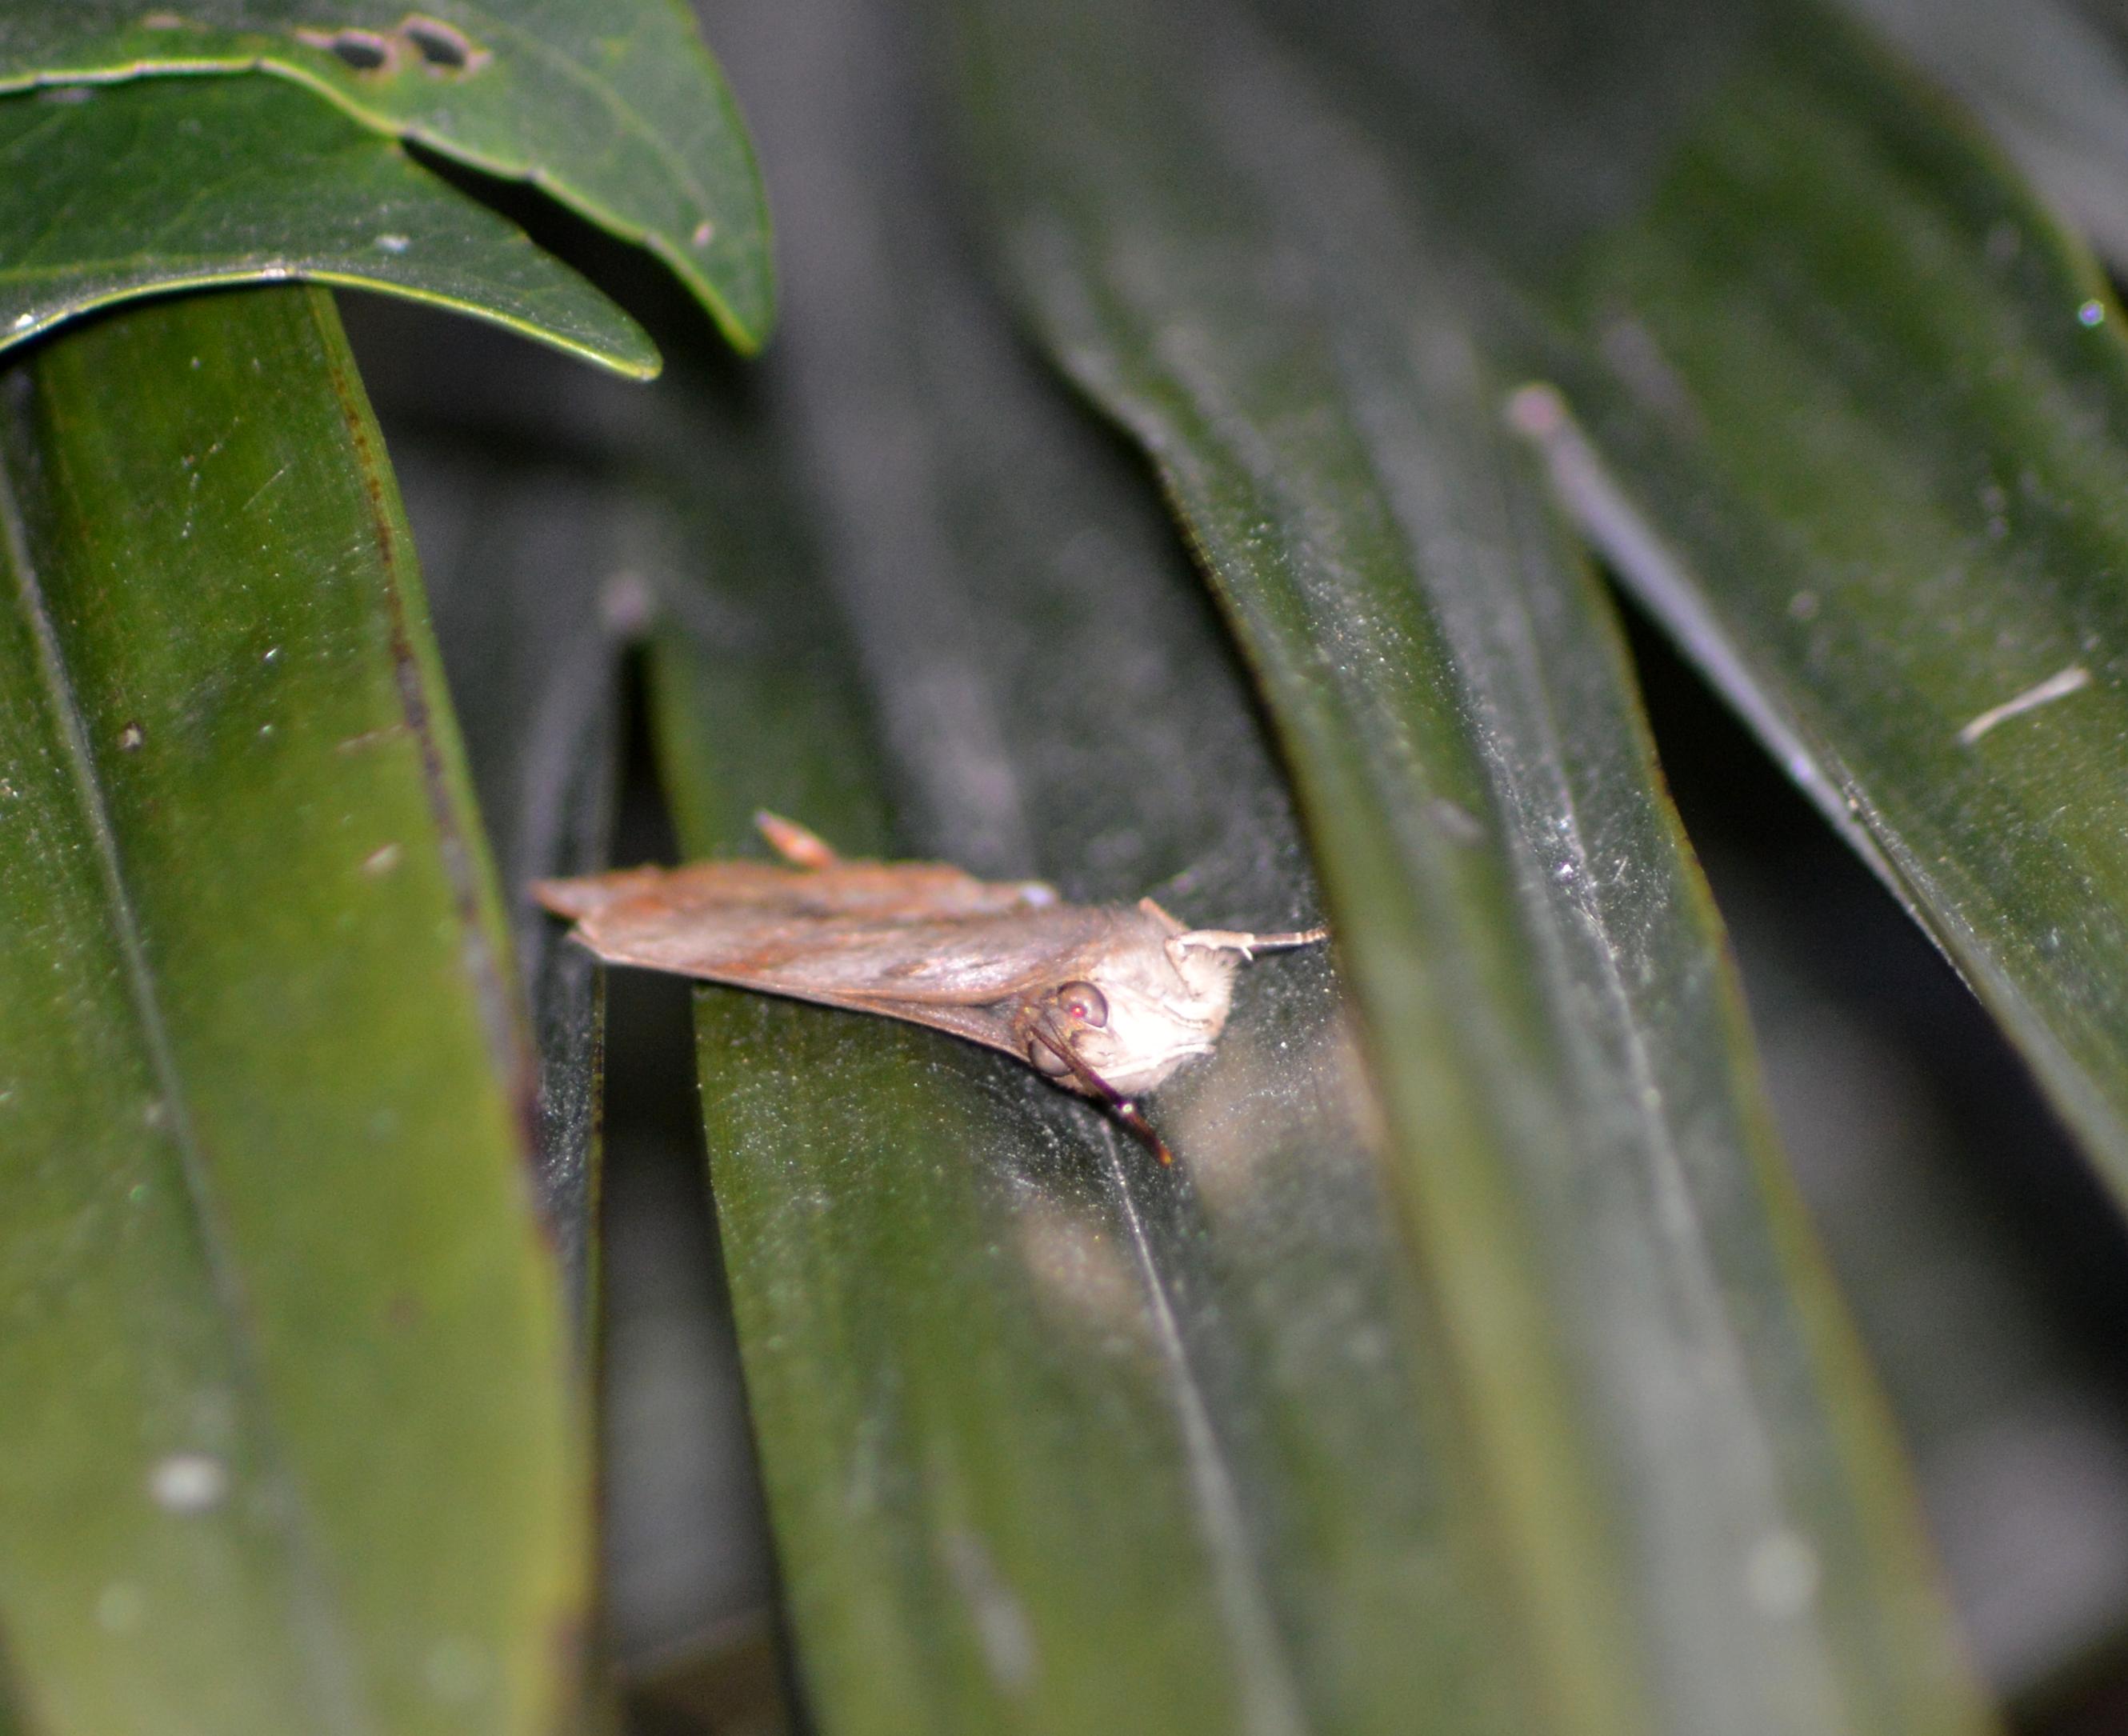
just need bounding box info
[943,1528,1037,1693]
[149,1453,228,1514]
[1958,664,2093,745]
[1744,1530,1820,1618]
[1504,381,1567,436]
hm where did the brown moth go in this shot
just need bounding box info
[534,812,1326,1163]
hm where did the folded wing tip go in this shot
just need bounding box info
[531,867,663,920]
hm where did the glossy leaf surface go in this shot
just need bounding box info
[0,0,772,350]
[647,358,1484,1736]
[950,1,1992,1730]
[593,1,1985,1732]
[1268,0,2128,1209]
[1839,0,2128,269]
[384,338,638,1340]
[0,288,582,1735]
[646,5,1508,1730]
[0,77,656,376]
[345,290,789,1702]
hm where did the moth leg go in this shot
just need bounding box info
[754,810,841,870]
[1167,925,1330,967]
[1028,1022,1176,1166]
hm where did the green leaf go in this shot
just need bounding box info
[1706,835,2128,1697]
[1839,0,2128,269]
[0,287,582,1735]
[646,366,1508,1736]
[0,78,657,376]
[948,1,1994,1730]
[1274,0,2128,1209]
[0,0,773,350]
[640,12,1525,1723]
[336,285,802,1691]
[391,388,636,1342]
[0,1645,25,1736]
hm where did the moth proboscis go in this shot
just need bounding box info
[534,812,1327,1164]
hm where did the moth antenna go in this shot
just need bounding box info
[755,810,841,870]
[1029,1022,1176,1166]
[1169,926,1330,965]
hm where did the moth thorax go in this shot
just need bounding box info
[1167,942,1242,1011]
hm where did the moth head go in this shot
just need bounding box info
[1026,941,1242,1098]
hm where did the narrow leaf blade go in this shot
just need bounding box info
[1345,0,2128,1206]
[1838,0,2128,270]
[639,0,1534,1721]
[0,286,583,1736]
[948,0,1996,1729]
[391,401,635,1340]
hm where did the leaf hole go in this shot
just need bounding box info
[400,14,489,73]
[297,26,398,73]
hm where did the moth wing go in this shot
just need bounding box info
[535,857,1054,924]
[544,870,1125,1062]
[814,991,1030,1061]
[786,910,1120,1003]
[561,902,1116,1002]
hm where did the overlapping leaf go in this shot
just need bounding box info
[390,402,637,1340]
[0,0,772,349]
[503,0,1998,1731]
[0,77,655,374]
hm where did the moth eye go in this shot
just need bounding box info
[1058,981,1109,1027]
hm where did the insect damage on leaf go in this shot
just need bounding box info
[534,813,1326,1163]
